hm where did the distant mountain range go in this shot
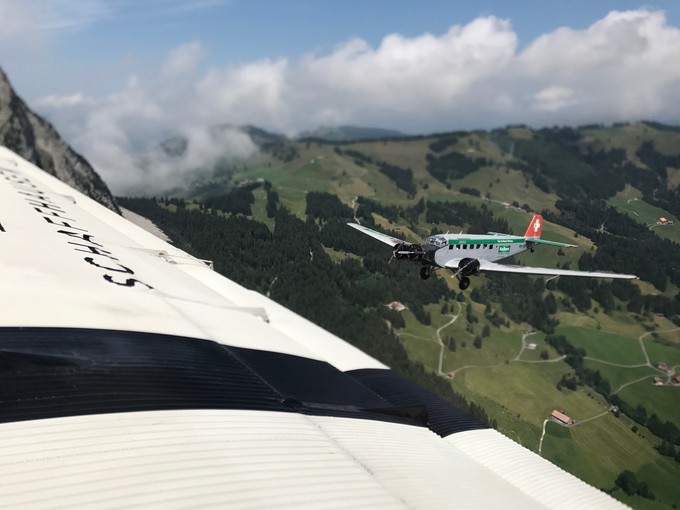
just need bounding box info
[0,67,119,212]
[158,124,404,160]
[299,125,405,142]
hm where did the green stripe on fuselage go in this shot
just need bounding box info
[447,237,525,245]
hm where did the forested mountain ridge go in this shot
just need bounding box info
[121,120,680,509]
[299,125,405,142]
[185,121,680,299]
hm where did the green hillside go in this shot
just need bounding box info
[124,121,680,509]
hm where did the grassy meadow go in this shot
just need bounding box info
[186,121,680,508]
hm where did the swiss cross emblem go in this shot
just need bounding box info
[533,219,541,233]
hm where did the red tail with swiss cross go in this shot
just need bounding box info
[524,214,543,239]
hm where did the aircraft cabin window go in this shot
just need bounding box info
[463,244,467,249]
[489,245,493,250]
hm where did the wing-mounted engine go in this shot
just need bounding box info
[458,257,480,276]
[393,242,424,261]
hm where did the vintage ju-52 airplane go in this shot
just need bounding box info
[348,214,638,290]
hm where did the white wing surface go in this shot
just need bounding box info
[0,147,626,509]
[348,222,405,247]
[477,259,638,279]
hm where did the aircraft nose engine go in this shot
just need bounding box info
[393,242,423,261]
[422,244,439,263]
[458,257,480,276]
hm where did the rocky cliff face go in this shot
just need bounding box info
[0,68,119,213]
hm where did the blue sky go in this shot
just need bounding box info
[5,1,679,99]
[2,0,680,192]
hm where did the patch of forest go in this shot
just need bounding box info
[544,198,680,296]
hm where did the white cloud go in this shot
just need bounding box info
[31,9,680,194]
[43,52,259,194]
[294,17,517,126]
[515,9,680,122]
[171,0,227,13]
[0,0,111,33]
[37,0,111,31]
[34,92,94,109]
[195,58,290,131]
[533,86,575,112]
[162,41,205,77]
[0,0,224,37]
[0,1,38,39]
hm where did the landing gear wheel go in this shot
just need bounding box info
[458,276,470,291]
[420,266,431,280]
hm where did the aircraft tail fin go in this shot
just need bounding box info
[524,214,543,239]
[522,215,577,248]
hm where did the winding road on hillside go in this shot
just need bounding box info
[398,307,680,458]
[446,326,567,375]
[435,304,461,375]
[585,326,680,391]
[572,409,611,426]
[538,420,549,454]
[398,302,463,376]
[512,330,537,361]
[399,305,569,379]
[538,408,612,456]
[351,196,360,224]
[537,327,680,454]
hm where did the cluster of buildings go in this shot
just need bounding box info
[653,363,680,385]
[653,375,680,385]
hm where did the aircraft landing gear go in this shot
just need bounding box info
[420,266,431,280]
[452,258,478,291]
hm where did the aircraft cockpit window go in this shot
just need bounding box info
[427,236,447,248]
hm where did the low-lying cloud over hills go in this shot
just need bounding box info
[21,9,680,193]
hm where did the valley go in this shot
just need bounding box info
[120,121,680,509]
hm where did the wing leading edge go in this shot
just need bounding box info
[527,238,577,248]
[348,222,405,247]
[475,259,639,279]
